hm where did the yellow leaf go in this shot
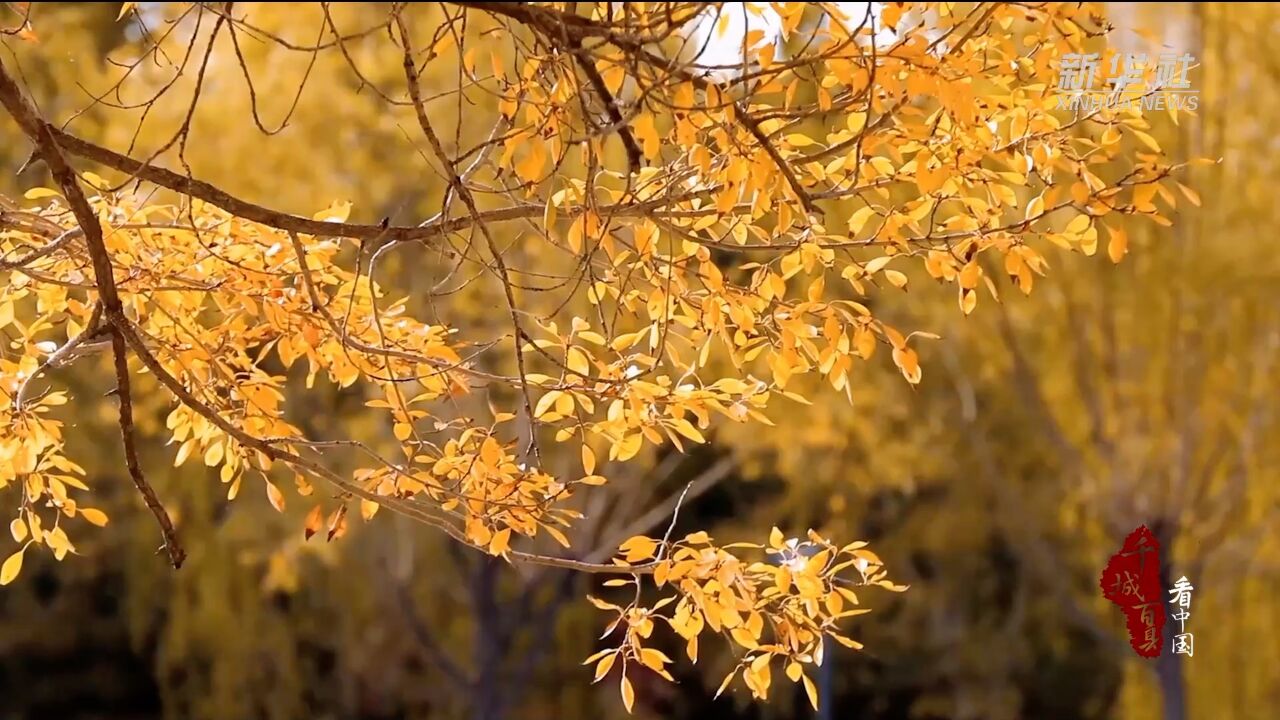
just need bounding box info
[776,566,792,594]
[266,481,286,512]
[489,527,511,555]
[1131,129,1161,153]
[543,524,571,547]
[670,418,705,444]
[313,200,352,223]
[23,187,60,200]
[47,526,72,560]
[639,648,671,671]
[846,111,867,135]
[1070,181,1090,206]
[654,560,671,587]
[516,142,547,182]
[361,498,380,521]
[892,346,921,384]
[802,674,819,710]
[620,675,635,714]
[1064,214,1092,236]
[863,255,893,275]
[715,669,737,698]
[1133,184,1158,212]
[881,3,903,28]
[1080,226,1098,256]
[1025,193,1045,221]
[683,530,711,544]
[393,422,413,441]
[883,269,908,289]
[619,535,658,562]
[1107,225,1129,263]
[785,133,817,148]
[80,508,109,527]
[831,633,865,649]
[1,549,23,585]
[731,626,759,650]
[534,390,562,418]
[567,347,591,376]
[117,2,136,20]
[615,433,643,462]
[847,206,877,235]
[915,152,945,194]
[203,441,224,467]
[582,445,596,475]
[854,328,876,359]
[10,518,27,543]
[174,439,195,467]
[746,653,772,699]
[593,653,616,683]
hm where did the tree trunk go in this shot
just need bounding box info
[816,646,834,720]
[472,558,506,720]
[1154,528,1187,720]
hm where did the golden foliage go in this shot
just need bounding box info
[0,1,1195,711]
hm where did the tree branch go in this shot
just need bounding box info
[34,121,723,249]
[584,456,733,565]
[569,44,643,174]
[389,570,471,687]
[111,328,185,567]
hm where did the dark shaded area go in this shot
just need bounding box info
[0,564,162,720]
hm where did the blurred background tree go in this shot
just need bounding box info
[0,3,1276,720]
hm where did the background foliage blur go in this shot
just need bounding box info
[1,3,1277,719]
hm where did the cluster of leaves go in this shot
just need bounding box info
[588,527,904,711]
[0,1,1196,711]
[0,195,111,584]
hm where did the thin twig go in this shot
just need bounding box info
[395,13,543,466]
[111,328,185,567]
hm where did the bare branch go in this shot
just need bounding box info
[111,328,185,568]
